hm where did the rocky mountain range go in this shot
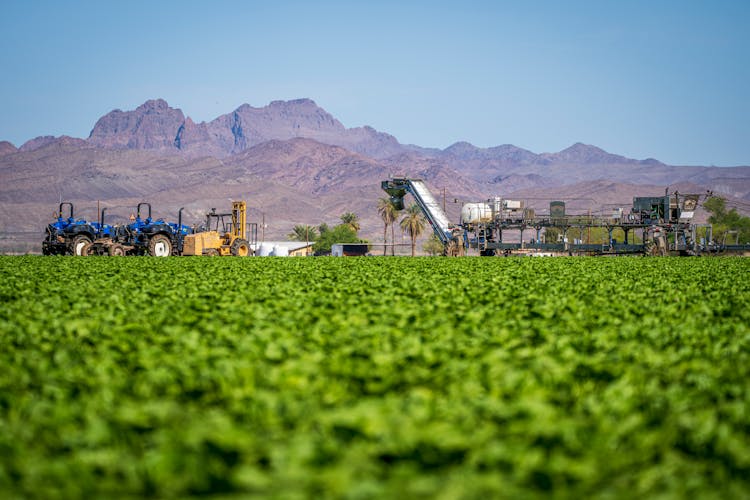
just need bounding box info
[86,98,407,159]
[1,98,749,252]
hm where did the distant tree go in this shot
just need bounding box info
[400,204,426,257]
[377,197,399,256]
[313,224,365,255]
[288,224,318,242]
[340,212,360,234]
[704,196,750,243]
[704,196,728,221]
[422,233,444,256]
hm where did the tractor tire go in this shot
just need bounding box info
[80,243,94,256]
[204,248,220,256]
[148,234,172,257]
[109,244,126,256]
[231,238,251,257]
[70,235,92,256]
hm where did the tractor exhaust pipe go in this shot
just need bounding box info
[99,208,107,237]
[176,207,185,253]
[59,202,74,219]
[137,202,152,220]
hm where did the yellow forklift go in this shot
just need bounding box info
[182,201,256,256]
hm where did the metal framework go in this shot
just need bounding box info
[382,178,749,256]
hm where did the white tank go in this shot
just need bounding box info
[461,202,493,224]
[258,243,273,256]
[272,245,289,257]
[492,197,503,213]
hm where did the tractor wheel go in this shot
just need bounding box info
[231,238,251,256]
[148,234,172,257]
[204,248,220,256]
[109,244,126,256]
[70,235,92,256]
[80,243,94,256]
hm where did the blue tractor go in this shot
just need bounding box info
[42,202,103,255]
[43,202,76,255]
[114,203,192,256]
[78,208,123,256]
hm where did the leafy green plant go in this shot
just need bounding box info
[0,256,748,498]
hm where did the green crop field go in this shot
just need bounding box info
[1,256,749,499]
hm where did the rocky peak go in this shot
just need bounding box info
[446,141,476,150]
[562,142,608,158]
[17,136,88,153]
[88,99,186,150]
[543,142,633,164]
[269,98,318,108]
[137,98,171,112]
[0,140,18,156]
[443,141,539,164]
[444,141,479,157]
[20,136,57,152]
[487,144,542,164]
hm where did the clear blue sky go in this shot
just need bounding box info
[1,0,748,166]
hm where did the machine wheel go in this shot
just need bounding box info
[70,235,92,256]
[444,239,463,257]
[231,238,251,256]
[148,234,172,257]
[109,244,126,256]
[80,243,95,256]
[204,248,220,256]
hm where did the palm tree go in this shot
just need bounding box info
[340,212,360,233]
[399,203,426,256]
[288,224,318,242]
[377,197,398,256]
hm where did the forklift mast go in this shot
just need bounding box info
[232,201,246,240]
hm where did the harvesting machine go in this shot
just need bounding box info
[381,178,465,255]
[381,177,750,256]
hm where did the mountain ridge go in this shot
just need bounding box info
[83,98,406,160]
[14,98,705,167]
